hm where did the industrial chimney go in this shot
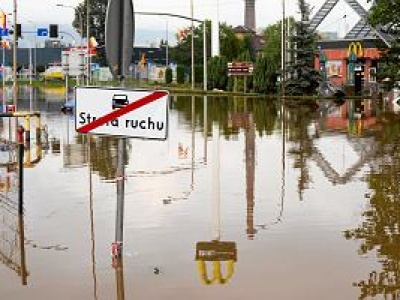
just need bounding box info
[244,0,256,31]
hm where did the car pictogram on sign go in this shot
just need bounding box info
[112,94,129,109]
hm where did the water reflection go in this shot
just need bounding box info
[113,256,125,300]
[343,106,400,299]
[0,195,28,285]
[195,120,237,285]
[2,87,400,298]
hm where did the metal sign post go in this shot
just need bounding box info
[105,0,134,258]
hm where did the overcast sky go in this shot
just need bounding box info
[0,0,372,45]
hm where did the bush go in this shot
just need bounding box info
[194,65,203,84]
[176,65,185,84]
[36,65,46,73]
[165,67,173,84]
[207,56,228,90]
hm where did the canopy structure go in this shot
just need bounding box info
[309,0,393,47]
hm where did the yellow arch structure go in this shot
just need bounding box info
[196,260,235,285]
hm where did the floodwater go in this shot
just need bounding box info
[0,85,399,300]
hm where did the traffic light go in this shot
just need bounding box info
[16,23,21,38]
[49,24,58,38]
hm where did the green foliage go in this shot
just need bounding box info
[36,65,46,73]
[368,0,400,30]
[253,55,278,94]
[259,18,295,93]
[170,21,249,68]
[165,67,173,84]
[285,0,320,96]
[368,1,400,89]
[207,56,228,90]
[74,0,108,65]
[176,65,186,84]
[194,65,203,84]
[170,21,211,67]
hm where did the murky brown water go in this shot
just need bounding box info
[0,86,399,299]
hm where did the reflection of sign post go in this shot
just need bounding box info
[195,241,237,285]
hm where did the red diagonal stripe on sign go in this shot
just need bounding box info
[77,91,166,133]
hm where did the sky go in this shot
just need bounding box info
[0,0,372,46]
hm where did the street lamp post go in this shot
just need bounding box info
[190,0,194,90]
[135,11,207,91]
[165,18,169,67]
[86,0,90,85]
[26,20,37,83]
[56,4,84,84]
[281,0,286,97]
[13,0,18,110]
[56,4,84,48]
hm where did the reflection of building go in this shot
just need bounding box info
[313,100,379,185]
[318,99,378,134]
[228,111,257,239]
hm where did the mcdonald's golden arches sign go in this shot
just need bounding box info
[348,42,364,58]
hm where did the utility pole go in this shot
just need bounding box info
[190,0,195,90]
[281,0,286,98]
[86,0,91,85]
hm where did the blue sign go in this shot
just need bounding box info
[91,63,100,72]
[37,28,48,37]
[0,28,8,37]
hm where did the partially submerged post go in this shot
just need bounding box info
[105,0,134,258]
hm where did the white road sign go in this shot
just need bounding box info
[75,87,169,140]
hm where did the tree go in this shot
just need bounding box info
[253,55,279,94]
[368,0,400,89]
[170,22,245,67]
[257,18,294,94]
[285,0,321,96]
[170,21,211,67]
[207,56,228,90]
[73,0,108,65]
[176,65,186,84]
[165,67,173,84]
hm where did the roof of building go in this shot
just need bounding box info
[317,38,385,50]
[233,25,256,34]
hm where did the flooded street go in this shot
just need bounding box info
[0,86,399,299]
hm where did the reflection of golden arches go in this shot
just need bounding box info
[356,119,363,135]
[196,260,235,285]
[348,119,363,136]
[348,42,363,58]
[23,144,42,168]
